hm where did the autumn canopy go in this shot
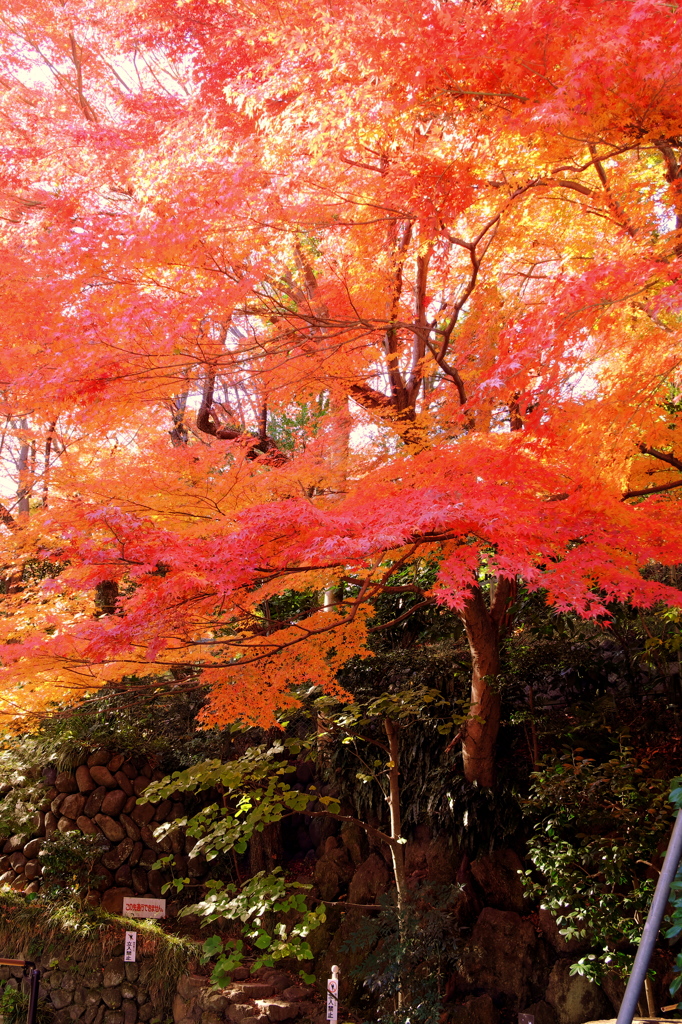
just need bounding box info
[0,0,681,784]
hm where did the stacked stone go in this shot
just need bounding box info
[0,954,161,1024]
[0,750,197,908]
[173,969,318,1024]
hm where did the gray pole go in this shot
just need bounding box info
[617,809,682,1024]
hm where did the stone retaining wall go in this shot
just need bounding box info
[0,952,163,1024]
[0,749,199,909]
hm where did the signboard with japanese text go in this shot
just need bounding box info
[122,896,166,920]
[326,967,339,1022]
[124,932,137,962]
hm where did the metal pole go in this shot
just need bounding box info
[617,809,682,1024]
[0,959,40,1024]
[26,966,40,1024]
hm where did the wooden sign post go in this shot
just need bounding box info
[326,965,339,1022]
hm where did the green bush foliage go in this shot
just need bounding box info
[524,744,672,982]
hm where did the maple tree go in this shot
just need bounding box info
[0,0,682,786]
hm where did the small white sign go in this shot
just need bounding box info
[122,896,166,919]
[124,931,137,963]
[326,966,339,1022]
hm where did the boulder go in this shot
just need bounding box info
[77,816,102,836]
[153,799,173,822]
[58,816,80,834]
[254,1000,300,1022]
[173,974,208,1024]
[76,766,97,793]
[100,887,134,914]
[9,852,26,871]
[132,868,148,894]
[470,849,527,913]
[55,772,78,794]
[128,841,143,866]
[403,825,459,883]
[315,909,369,999]
[101,790,128,817]
[139,849,156,869]
[227,1007,259,1023]
[61,794,87,820]
[115,865,133,887]
[601,972,625,1014]
[523,1000,558,1024]
[102,838,134,871]
[187,852,206,877]
[95,815,126,843]
[233,984,274,1000]
[537,909,587,954]
[108,754,125,772]
[25,859,41,880]
[199,991,229,1013]
[52,793,67,815]
[101,989,123,1010]
[90,863,114,891]
[170,802,186,821]
[90,766,117,789]
[31,811,46,837]
[140,825,158,849]
[84,787,107,817]
[280,988,312,1002]
[52,990,74,1009]
[465,908,538,1008]
[24,837,43,859]
[131,803,155,828]
[544,960,611,1024]
[260,972,291,994]
[133,778,149,797]
[122,1001,137,1024]
[148,870,164,897]
[115,772,134,797]
[3,834,26,854]
[313,838,354,900]
[449,995,499,1024]
[103,1014,124,1024]
[348,853,390,906]
[87,749,112,767]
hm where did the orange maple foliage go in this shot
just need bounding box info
[0,0,682,784]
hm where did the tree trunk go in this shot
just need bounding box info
[384,717,407,1010]
[383,717,407,905]
[459,586,504,788]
